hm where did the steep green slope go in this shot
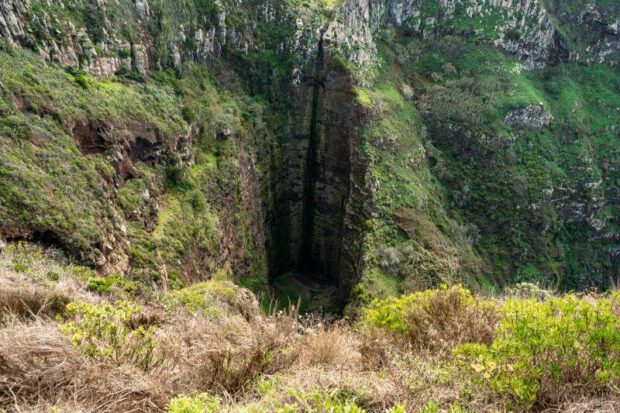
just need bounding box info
[354,34,620,304]
[1,0,620,309]
[0,42,277,289]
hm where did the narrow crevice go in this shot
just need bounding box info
[300,28,326,270]
[267,28,370,313]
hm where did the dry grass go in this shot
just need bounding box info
[299,322,358,368]
[554,398,620,413]
[0,286,70,321]
[0,321,168,412]
[0,243,100,324]
[1,299,618,412]
[1,244,619,412]
[0,322,82,408]
[164,310,301,396]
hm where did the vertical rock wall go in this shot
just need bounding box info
[269,32,370,298]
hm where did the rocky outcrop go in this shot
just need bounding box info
[0,0,139,77]
[0,0,320,79]
[575,4,620,64]
[0,0,27,46]
[505,105,553,131]
[328,0,619,70]
[1,0,618,81]
[71,118,194,177]
[322,0,558,68]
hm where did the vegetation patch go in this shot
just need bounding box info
[455,294,620,409]
[61,300,162,370]
[166,280,241,317]
[86,274,138,296]
[361,285,499,351]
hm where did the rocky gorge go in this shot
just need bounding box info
[3,1,620,412]
[1,0,620,309]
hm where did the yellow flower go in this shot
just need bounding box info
[471,363,485,373]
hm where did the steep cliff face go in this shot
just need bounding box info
[1,0,620,307]
[268,31,370,306]
[0,0,323,79]
[3,1,617,81]
[0,0,374,297]
[327,0,619,72]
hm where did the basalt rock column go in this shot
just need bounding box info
[270,31,370,301]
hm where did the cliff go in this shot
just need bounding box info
[1,0,620,308]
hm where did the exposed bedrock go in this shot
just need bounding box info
[269,33,370,302]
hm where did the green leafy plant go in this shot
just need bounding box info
[166,281,239,317]
[86,274,137,295]
[419,401,464,413]
[11,263,29,273]
[47,271,60,281]
[455,295,620,409]
[61,300,161,370]
[74,73,90,89]
[167,393,222,413]
[361,285,499,351]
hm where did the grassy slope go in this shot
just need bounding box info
[1,244,619,412]
[0,42,184,262]
[353,32,620,302]
[0,42,274,288]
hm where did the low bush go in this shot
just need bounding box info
[166,281,259,320]
[361,285,499,351]
[11,263,28,273]
[419,401,464,413]
[455,295,620,409]
[277,388,367,413]
[167,393,222,413]
[61,300,163,370]
[86,274,138,296]
[167,281,236,310]
[166,389,393,413]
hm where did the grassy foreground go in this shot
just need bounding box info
[1,243,619,412]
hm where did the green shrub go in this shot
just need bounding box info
[167,393,222,413]
[279,389,366,413]
[74,72,91,89]
[419,401,464,413]
[166,281,239,317]
[361,286,499,351]
[61,300,160,370]
[166,390,377,413]
[86,274,137,295]
[47,271,60,281]
[11,263,29,273]
[454,295,620,409]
